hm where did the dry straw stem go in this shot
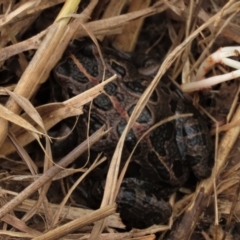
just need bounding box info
[0,1,72,62]
[50,156,108,227]
[77,232,157,240]
[32,204,116,240]
[0,102,79,156]
[113,0,152,51]
[0,2,165,62]
[0,0,83,147]
[0,127,107,220]
[0,231,34,239]
[97,0,128,42]
[0,0,65,28]
[90,1,240,238]
[76,1,167,39]
[0,74,116,156]
[0,1,42,51]
[16,198,124,229]
[0,104,44,137]
[1,213,41,238]
[0,1,40,28]
[8,131,38,175]
[101,0,127,18]
[0,31,45,62]
[5,89,46,132]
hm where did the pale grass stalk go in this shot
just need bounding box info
[181,69,240,92]
[181,46,240,92]
[196,46,240,80]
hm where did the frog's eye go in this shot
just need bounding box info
[110,60,126,77]
[80,41,96,57]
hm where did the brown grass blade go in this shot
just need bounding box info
[5,89,46,131]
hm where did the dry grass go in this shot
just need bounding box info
[0,0,240,239]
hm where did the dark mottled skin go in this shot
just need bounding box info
[53,39,214,229]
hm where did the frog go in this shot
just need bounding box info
[52,39,214,229]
